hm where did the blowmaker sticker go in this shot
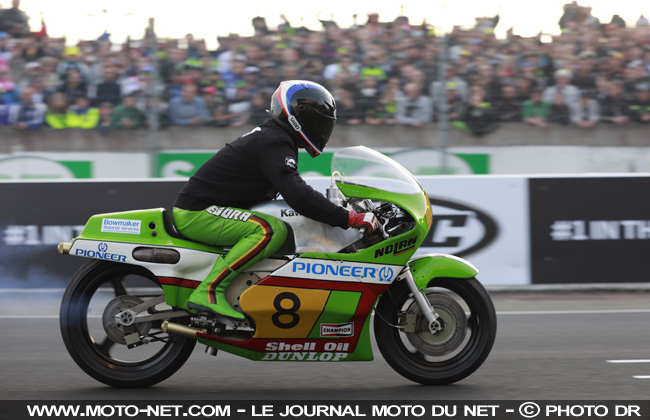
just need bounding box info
[320,323,354,337]
[101,218,142,234]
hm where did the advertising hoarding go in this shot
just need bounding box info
[529,176,650,284]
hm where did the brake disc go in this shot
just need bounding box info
[405,292,468,357]
[102,295,153,345]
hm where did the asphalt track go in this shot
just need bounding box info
[2,288,650,401]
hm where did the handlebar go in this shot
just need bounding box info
[358,224,387,238]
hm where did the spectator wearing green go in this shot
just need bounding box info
[111,94,145,128]
[359,53,387,81]
[66,95,99,129]
[45,92,69,129]
[522,89,551,129]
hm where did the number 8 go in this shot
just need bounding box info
[272,292,300,329]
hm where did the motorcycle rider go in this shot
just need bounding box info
[172,80,380,320]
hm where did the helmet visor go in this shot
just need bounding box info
[300,106,336,156]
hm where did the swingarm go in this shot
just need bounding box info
[112,295,190,327]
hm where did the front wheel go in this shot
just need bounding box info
[374,277,496,385]
[60,260,196,388]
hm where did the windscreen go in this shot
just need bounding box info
[331,146,423,195]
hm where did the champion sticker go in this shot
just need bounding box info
[320,322,354,337]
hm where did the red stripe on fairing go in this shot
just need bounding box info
[256,276,390,294]
[158,277,200,289]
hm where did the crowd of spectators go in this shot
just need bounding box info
[1,1,650,136]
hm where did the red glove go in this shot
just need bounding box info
[348,210,380,234]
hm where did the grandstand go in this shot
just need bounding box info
[1,2,649,175]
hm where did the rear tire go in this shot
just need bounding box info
[374,277,496,385]
[60,260,196,388]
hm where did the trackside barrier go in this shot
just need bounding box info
[2,175,649,287]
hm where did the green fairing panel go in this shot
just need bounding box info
[162,284,193,309]
[308,291,360,338]
[325,183,431,265]
[299,231,418,266]
[409,254,479,291]
[73,208,226,253]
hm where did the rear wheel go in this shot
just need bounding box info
[374,277,496,385]
[60,260,196,388]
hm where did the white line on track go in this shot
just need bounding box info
[0,287,160,293]
[0,315,101,319]
[499,309,650,315]
[606,360,650,379]
[0,289,65,293]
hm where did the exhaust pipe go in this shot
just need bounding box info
[58,242,71,254]
[161,321,207,339]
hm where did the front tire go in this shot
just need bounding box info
[374,277,496,385]
[60,260,196,388]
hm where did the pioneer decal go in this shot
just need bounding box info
[74,242,127,262]
[378,266,394,282]
[273,258,400,284]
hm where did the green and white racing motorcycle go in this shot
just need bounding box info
[58,146,496,388]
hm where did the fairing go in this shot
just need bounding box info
[62,147,443,363]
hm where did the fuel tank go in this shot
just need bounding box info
[250,201,362,254]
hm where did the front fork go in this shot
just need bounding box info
[399,265,443,334]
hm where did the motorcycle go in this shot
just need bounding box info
[58,146,496,388]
